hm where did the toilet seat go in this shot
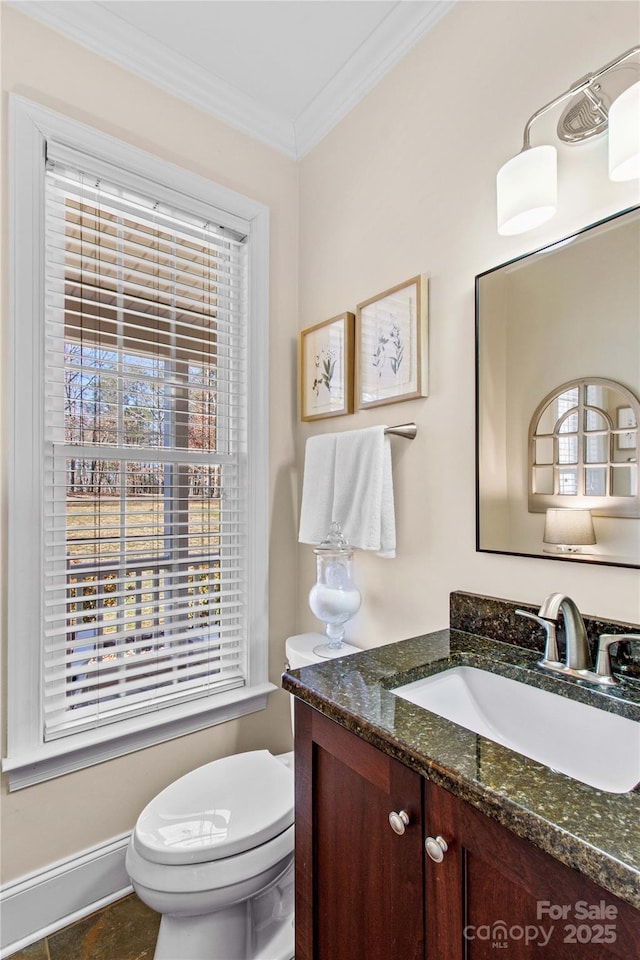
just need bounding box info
[134,750,294,866]
[127,823,295,897]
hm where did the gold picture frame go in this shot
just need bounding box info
[356,275,428,410]
[299,312,355,421]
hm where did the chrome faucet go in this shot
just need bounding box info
[516,593,593,679]
[514,608,561,667]
[517,594,638,686]
[537,593,592,672]
[595,634,640,685]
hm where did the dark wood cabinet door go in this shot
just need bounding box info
[295,701,424,960]
[424,779,640,960]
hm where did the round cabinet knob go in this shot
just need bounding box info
[388,810,410,835]
[425,835,448,863]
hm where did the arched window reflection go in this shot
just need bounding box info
[529,378,640,518]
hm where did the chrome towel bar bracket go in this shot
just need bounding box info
[384,423,417,439]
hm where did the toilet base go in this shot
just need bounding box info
[150,861,294,960]
[155,905,247,960]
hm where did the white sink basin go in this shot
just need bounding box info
[393,666,640,794]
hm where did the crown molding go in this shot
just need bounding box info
[9,0,455,160]
[294,1,456,157]
[9,0,298,157]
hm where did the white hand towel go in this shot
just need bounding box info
[298,426,396,558]
[298,433,337,545]
[333,426,396,558]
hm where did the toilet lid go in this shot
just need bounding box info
[134,751,294,865]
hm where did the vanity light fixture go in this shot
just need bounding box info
[497,45,640,236]
[543,508,596,555]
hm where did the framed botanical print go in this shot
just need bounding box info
[299,312,354,421]
[356,275,428,409]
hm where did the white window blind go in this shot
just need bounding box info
[43,152,250,739]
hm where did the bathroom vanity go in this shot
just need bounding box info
[282,592,640,960]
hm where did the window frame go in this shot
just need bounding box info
[4,95,273,790]
[528,377,640,518]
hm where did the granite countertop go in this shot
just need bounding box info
[282,628,640,911]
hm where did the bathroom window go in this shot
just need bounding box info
[528,378,640,518]
[4,97,271,788]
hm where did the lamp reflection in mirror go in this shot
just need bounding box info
[543,508,596,554]
[497,45,640,235]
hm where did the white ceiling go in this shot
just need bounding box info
[11,0,455,157]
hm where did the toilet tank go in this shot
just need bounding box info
[285,633,360,734]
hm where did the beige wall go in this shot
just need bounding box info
[1,7,298,883]
[297,0,640,646]
[2,0,640,890]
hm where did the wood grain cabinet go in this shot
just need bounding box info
[295,700,640,960]
[424,779,640,959]
[294,701,424,960]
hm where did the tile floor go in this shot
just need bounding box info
[8,893,160,960]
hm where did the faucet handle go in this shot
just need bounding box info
[515,609,561,666]
[595,634,640,685]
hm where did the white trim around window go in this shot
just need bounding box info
[4,95,273,790]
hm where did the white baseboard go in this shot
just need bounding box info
[0,832,133,958]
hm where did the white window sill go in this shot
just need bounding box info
[2,682,277,791]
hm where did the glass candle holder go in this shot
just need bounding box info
[308,522,361,657]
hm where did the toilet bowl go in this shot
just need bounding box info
[126,634,359,960]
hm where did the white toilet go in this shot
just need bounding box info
[125,634,359,960]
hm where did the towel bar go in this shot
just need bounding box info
[384,423,417,439]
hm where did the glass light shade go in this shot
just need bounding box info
[608,80,640,182]
[497,145,557,236]
[543,508,596,552]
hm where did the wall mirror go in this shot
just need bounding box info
[476,206,640,568]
